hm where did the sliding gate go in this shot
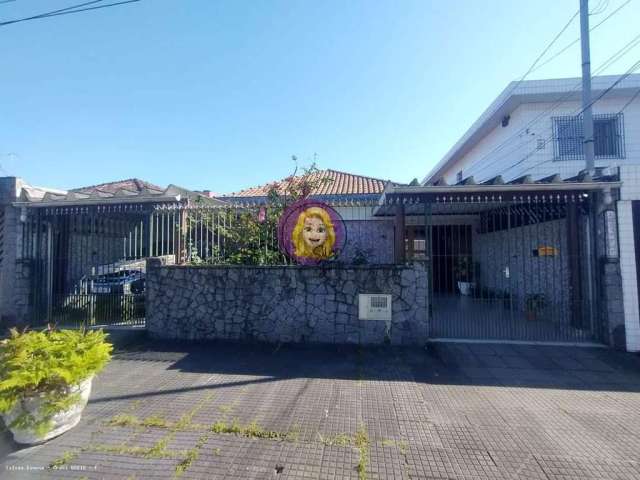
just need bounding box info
[20,201,292,327]
[21,205,151,328]
[423,194,601,343]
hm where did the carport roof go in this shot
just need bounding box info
[374,169,621,216]
[15,182,229,208]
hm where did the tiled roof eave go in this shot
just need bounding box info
[220,193,383,207]
[14,194,184,208]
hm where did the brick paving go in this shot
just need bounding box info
[1,340,640,479]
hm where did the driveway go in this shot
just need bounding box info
[2,340,640,479]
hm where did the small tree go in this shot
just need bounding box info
[185,158,332,266]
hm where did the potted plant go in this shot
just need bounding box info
[454,256,475,296]
[525,294,547,321]
[0,328,112,444]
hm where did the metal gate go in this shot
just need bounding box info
[21,205,150,328]
[21,200,353,327]
[422,195,601,343]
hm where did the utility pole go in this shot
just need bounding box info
[580,0,595,174]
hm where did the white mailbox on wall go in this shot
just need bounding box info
[358,294,392,321]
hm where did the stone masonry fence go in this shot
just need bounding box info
[146,262,428,346]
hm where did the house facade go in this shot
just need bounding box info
[0,177,224,328]
[422,74,640,352]
[221,169,399,265]
[1,166,625,349]
[424,74,640,185]
[0,140,632,349]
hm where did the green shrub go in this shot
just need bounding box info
[0,328,112,435]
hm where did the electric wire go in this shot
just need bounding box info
[463,33,640,180]
[516,84,640,176]
[531,0,632,74]
[472,60,640,181]
[0,0,105,25]
[590,0,610,15]
[457,7,637,182]
[425,8,581,183]
[480,10,580,120]
[497,59,640,179]
[0,0,140,26]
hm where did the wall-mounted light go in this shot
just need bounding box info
[19,206,27,223]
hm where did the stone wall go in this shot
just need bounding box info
[595,201,626,349]
[146,263,428,346]
[601,260,625,349]
[0,178,22,328]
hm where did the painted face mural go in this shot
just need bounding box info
[278,200,346,265]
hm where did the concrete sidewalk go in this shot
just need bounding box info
[2,340,640,479]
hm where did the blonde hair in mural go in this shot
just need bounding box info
[292,207,336,259]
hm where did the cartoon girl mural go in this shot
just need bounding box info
[291,206,336,260]
[278,200,345,265]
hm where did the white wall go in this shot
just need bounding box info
[617,165,640,351]
[439,97,640,184]
[431,87,640,350]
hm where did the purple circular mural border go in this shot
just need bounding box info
[278,199,346,265]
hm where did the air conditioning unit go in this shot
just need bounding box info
[358,294,392,321]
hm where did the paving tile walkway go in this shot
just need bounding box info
[1,340,640,479]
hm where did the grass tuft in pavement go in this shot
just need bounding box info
[355,425,369,480]
[49,451,77,469]
[174,434,209,478]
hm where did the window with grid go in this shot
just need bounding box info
[552,113,625,160]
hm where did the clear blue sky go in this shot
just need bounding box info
[2,0,639,193]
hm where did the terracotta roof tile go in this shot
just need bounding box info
[225,169,392,198]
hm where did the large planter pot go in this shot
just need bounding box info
[1,376,94,445]
[457,281,475,296]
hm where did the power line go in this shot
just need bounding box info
[590,0,610,15]
[1,0,106,25]
[0,0,140,27]
[469,61,638,181]
[483,10,580,117]
[531,0,632,74]
[517,10,580,85]
[468,22,640,179]
[424,9,580,184]
[499,60,640,178]
[516,85,640,176]
[619,85,640,111]
[35,0,141,20]
[596,31,640,72]
[463,32,640,180]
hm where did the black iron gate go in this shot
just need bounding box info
[20,201,292,327]
[22,205,150,328]
[421,195,601,343]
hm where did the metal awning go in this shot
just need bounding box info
[14,184,230,209]
[374,176,621,216]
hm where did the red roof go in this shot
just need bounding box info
[70,178,163,195]
[226,169,391,197]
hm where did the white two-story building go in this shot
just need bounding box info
[421,73,640,351]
